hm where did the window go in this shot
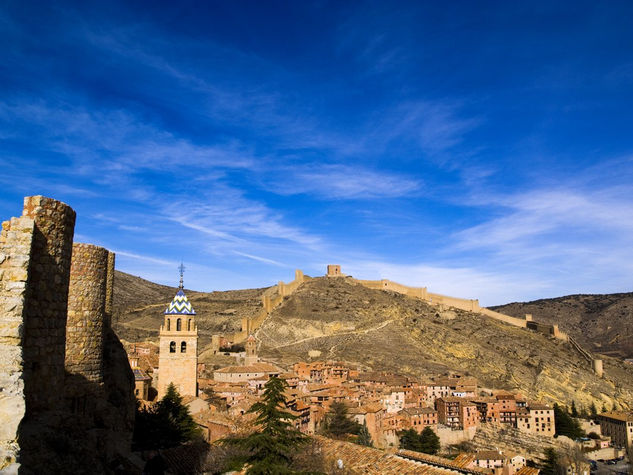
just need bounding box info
[170,341,176,353]
[188,319,192,331]
[177,318,182,331]
[181,341,187,353]
[167,318,170,331]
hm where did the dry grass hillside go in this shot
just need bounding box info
[112,271,268,347]
[112,271,633,410]
[492,293,633,359]
[256,277,633,410]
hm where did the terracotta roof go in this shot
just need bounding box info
[516,467,540,475]
[474,450,505,461]
[453,453,476,468]
[397,449,492,474]
[316,436,454,474]
[214,362,281,374]
[600,411,633,422]
[400,407,437,416]
[528,403,552,411]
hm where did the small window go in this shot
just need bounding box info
[177,318,182,331]
[188,319,192,331]
[170,341,176,353]
[167,319,170,331]
[181,341,187,353]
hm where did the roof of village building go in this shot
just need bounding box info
[528,402,552,411]
[516,467,540,475]
[348,403,383,415]
[316,436,461,474]
[599,411,633,422]
[397,449,492,474]
[132,367,151,381]
[474,450,505,461]
[164,288,196,315]
[214,362,281,374]
[453,453,476,468]
[400,407,437,416]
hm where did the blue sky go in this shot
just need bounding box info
[2,1,633,305]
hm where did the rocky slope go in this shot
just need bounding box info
[492,293,633,359]
[113,272,633,410]
[256,277,633,410]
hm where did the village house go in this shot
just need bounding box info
[399,406,438,432]
[213,362,281,383]
[598,411,633,449]
[436,396,480,430]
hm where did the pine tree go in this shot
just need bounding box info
[398,428,423,452]
[221,376,308,474]
[133,383,202,451]
[570,400,578,418]
[602,403,608,413]
[590,401,597,417]
[541,448,559,475]
[553,403,584,440]
[357,422,373,447]
[419,426,440,455]
[323,401,361,438]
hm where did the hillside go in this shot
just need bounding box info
[112,270,268,347]
[255,277,633,410]
[492,293,633,359]
[112,271,633,410]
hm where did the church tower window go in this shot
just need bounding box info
[169,341,176,353]
[177,318,182,331]
[181,341,187,353]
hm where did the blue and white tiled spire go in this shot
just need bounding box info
[164,263,196,315]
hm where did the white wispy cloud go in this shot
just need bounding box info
[264,164,421,199]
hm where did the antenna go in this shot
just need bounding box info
[178,262,185,289]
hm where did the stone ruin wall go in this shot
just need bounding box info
[0,213,35,467]
[65,242,109,386]
[0,196,134,473]
[225,269,309,345]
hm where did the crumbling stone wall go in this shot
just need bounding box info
[21,196,76,413]
[66,242,109,385]
[0,214,35,469]
[0,196,135,474]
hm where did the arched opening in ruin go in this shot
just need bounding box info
[181,341,187,353]
[169,341,176,353]
[177,318,182,331]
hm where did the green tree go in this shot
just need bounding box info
[221,376,308,474]
[133,383,202,451]
[553,404,584,440]
[418,426,440,455]
[356,422,373,447]
[601,403,608,413]
[589,401,597,418]
[541,448,559,475]
[398,428,423,452]
[570,401,578,418]
[323,401,361,438]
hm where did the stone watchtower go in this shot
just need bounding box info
[157,265,198,398]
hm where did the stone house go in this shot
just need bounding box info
[598,411,633,448]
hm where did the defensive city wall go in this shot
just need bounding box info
[0,196,134,473]
[225,269,310,345]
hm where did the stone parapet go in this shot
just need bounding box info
[66,243,109,385]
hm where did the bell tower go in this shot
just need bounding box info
[245,334,258,366]
[157,264,198,397]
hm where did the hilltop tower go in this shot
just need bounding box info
[157,264,198,397]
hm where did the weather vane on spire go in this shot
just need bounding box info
[178,262,185,289]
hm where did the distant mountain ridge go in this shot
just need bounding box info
[491,292,633,359]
